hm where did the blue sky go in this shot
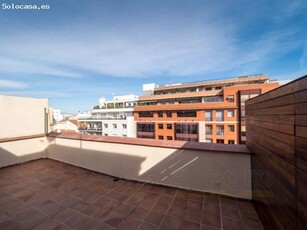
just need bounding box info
[0,0,306,113]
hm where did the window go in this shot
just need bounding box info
[228,110,234,117]
[158,112,163,118]
[137,123,154,132]
[122,124,127,129]
[177,111,196,117]
[123,135,127,137]
[166,111,172,117]
[113,124,117,129]
[139,111,154,117]
[175,123,198,134]
[228,140,235,144]
[104,134,108,136]
[167,136,173,140]
[205,111,212,121]
[215,86,222,90]
[216,110,224,121]
[228,125,235,132]
[205,87,212,91]
[227,95,234,102]
[138,135,154,139]
[176,137,197,142]
[205,139,213,143]
[205,125,213,135]
[167,124,172,129]
[158,136,163,140]
[217,139,224,144]
[216,125,224,135]
[203,97,223,103]
[104,124,108,128]
[158,124,163,129]
[179,99,201,104]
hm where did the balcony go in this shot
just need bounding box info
[78,127,102,131]
[0,75,306,230]
[0,133,256,229]
[78,117,126,120]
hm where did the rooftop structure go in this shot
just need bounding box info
[134,75,279,144]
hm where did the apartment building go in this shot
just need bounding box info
[134,75,279,144]
[78,95,138,137]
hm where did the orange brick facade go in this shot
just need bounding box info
[134,76,279,144]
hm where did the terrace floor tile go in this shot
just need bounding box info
[0,159,263,230]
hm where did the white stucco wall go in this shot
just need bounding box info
[0,95,48,138]
[0,137,48,167]
[47,137,251,199]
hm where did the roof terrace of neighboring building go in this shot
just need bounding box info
[153,75,271,93]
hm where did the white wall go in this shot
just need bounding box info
[48,138,251,199]
[126,116,136,138]
[102,120,128,137]
[0,134,251,199]
[0,95,48,138]
[198,121,206,142]
[0,137,48,168]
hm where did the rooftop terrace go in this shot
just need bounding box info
[0,159,262,230]
[0,75,306,230]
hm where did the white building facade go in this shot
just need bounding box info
[52,109,63,122]
[78,95,138,138]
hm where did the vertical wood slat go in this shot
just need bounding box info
[246,75,307,230]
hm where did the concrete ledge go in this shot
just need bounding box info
[0,134,46,143]
[48,133,251,154]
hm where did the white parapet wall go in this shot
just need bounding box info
[47,137,252,199]
[0,137,49,168]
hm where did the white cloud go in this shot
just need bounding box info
[0,80,28,89]
[0,56,81,78]
[0,0,305,79]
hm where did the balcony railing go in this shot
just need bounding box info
[78,117,126,120]
[78,127,102,131]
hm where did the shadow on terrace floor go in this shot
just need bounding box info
[0,158,263,229]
